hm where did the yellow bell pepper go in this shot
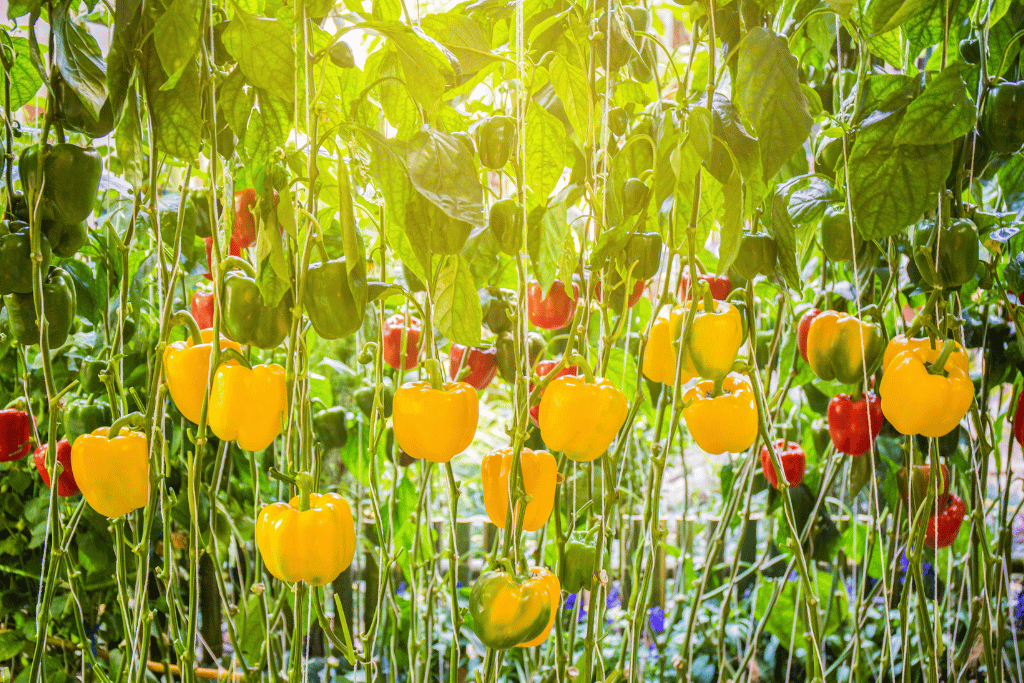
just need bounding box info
[879,339,973,437]
[393,378,479,463]
[208,361,288,452]
[481,448,556,531]
[517,567,560,648]
[881,335,969,372]
[71,421,149,518]
[805,311,885,384]
[682,373,758,455]
[255,474,355,586]
[642,295,743,384]
[164,327,242,425]
[642,306,695,385]
[538,375,627,462]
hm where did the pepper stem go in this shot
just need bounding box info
[700,282,715,312]
[711,374,727,398]
[217,348,252,370]
[268,466,297,487]
[423,359,445,390]
[220,255,258,279]
[296,472,313,512]
[107,411,144,439]
[566,352,595,383]
[927,339,957,376]
[169,310,205,347]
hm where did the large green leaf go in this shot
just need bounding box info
[221,9,295,103]
[406,127,486,227]
[734,28,813,180]
[52,0,108,120]
[420,13,498,75]
[116,90,145,188]
[147,59,203,162]
[433,255,482,346]
[8,38,42,111]
[769,191,800,290]
[152,0,199,91]
[525,101,567,201]
[549,53,590,140]
[362,21,456,113]
[895,66,976,146]
[527,200,566,292]
[847,110,954,239]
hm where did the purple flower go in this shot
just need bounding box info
[565,593,578,610]
[648,606,665,634]
[1015,590,1024,628]
[606,585,621,609]
[396,581,407,596]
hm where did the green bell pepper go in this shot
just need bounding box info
[980,80,1024,154]
[489,199,523,255]
[354,379,393,418]
[623,231,662,280]
[221,258,293,349]
[483,295,514,334]
[732,233,778,280]
[4,267,75,347]
[622,179,650,218]
[819,205,862,262]
[59,84,114,139]
[304,257,367,339]
[913,217,979,289]
[313,406,348,449]
[43,220,89,258]
[64,398,111,447]
[19,144,102,225]
[0,221,51,295]
[78,359,107,395]
[561,531,598,593]
[475,116,516,169]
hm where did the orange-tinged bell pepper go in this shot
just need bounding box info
[682,373,758,454]
[481,448,556,531]
[469,568,553,650]
[805,311,885,384]
[517,567,560,648]
[538,375,627,462]
[880,339,973,438]
[393,379,479,463]
[164,328,242,425]
[208,361,287,451]
[255,474,356,586]
[71,423,149,518]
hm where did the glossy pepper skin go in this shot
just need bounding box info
[312,407,348,449]
[538,375,627,462]
[680,270,732,301]
[64,398,111,447]
[204,237,241,281]
[732,232,777,280]
[827,393,883,456]
[481,448,556,531]
[913,218,979,290]
[208,361,288,452]
[528,361,578,426]
[33,440,79,496]
[1013,390,1024,448]
[43,220,89,258]
[489,199,523,255]
[476,116,517,169]
[527,281,578,330]
[980,80,1024,154]
[760,440,806,489]
[18,144,102,224]
[683,298,745,381]
[682,373,758,455]
[797,308,822,362]
[879,339,973,437]
[5,267,75,348]
[623,232,662,280]
[642,307,696,386]
[0,221,51,295]
[881,335,970,371]
[256,492,356,586]
[304,258,367,340]
[163,329,242,425]
[231,188,279,251]
[561,532,597,593]
[393,381,479,463]
[449,344,498,391]
[469,570,553,650]
[0,409,33,462]
[382,314,422,370]
[820,205,862,262]
[191,290,215,329]
[926,494,966,549]
[71,427,149,518]
[222,268,293,349]
[806,311,885,384]
[517,568,560,648]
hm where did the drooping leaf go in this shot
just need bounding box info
[527,201,567,292]
[221,9,296,103]
[786,175,840,224]
[106,0,141,119]
[734,28,813,180]
[116,89,145,188]
[146,58,203,162]
[406,127,486,227]
[433,255,482,346]
[52,0,108,120]
[718,177,743,273]
[769,191,800,290]
[219,68,255,136]
[152,0,200,91]
[525,101,567,202]
[420,13,497,75]
[549,53,590,140]
[361,21,456,113]
[895,65,976,146]
[7,38,42,111]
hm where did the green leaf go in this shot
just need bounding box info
[842,522,884,577]
[219,67,255,136]
[786,175,840,224]
[528,201,566,292]
[221,9,295,103]
[153,0,199,90]
[718,177,742,273]
[734,27,813,180]
[895,66,976,145]
[998,154,1024,212]
[106,0,141,118]
[362,21,455,113]
[53,0,108,120]
[866,0,931,33]
[525,101,567,201]
[420,13,497,75]
[8,38,42,111]
[847,111,954,239]
[0,630,26,660]
[243,89,291,169]
[549,53,589,140]
[555,223,577,287]
[147,60,203,162]
[769,191,800,290]
[364,45,419,137]
[406,127,486,226]
[433,255,482,346]
[116,90,145,188]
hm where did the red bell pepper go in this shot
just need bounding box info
[382,314,422,370]
[190,290,215,330]
[232,188,279,251]
[897,464,949,512]
[529,360,579,427]
[680,270,732,301]
[759,439,806,489]
[33,439,80,497]
[925,493,966,549]
[449,344,498,391]
[0,408,33,462]
[527,280,578,330]
[204,237,242,282]
[797,308,822,362]
[1013,389,1024,448]
[827,392,883,456]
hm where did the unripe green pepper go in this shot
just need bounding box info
[0,221,51,295]
[18,144,102,225]
[64,398,111,447]
[476,116,516,169]
[43,220,89,258]
[732,233,777,280]
[4,267,75,348]
[623,231,662,280]
[489,199,523,255]
[561,532,598,593]
[913,218,979,289]
[483,296,514,334]
[221,261,293,349]
[78,359,107,395]
[819,205,862,262]
[355,379,393,419]
[313,406,348,449]
[622,178,650,218]
[328,40,356,68]
[980,80,1024,154]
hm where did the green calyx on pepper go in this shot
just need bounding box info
[732,232,778,280]
[18,144,102,225]
[561,531,598,593]
[313,406,348,449]
[0,221,51,295]
[980,80,1024,154]
[4,267,76,348]
[304,257,367,340]
[913,217,979,289]
[64,398,112,447]
[476,116,517,169]
[220,257,293,350]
